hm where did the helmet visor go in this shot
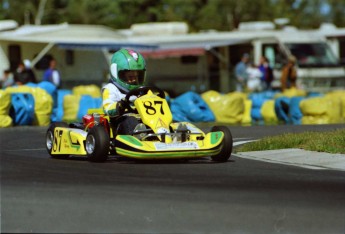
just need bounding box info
[118,70,145,86]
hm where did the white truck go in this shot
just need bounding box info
[225,23,345,92]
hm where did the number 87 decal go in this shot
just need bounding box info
[53,129,63,152]
[143,101,165,115]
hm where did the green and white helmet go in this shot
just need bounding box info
[110,48,146,92]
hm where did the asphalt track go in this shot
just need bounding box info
[1,124,345,233]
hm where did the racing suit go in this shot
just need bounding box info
[102,82,126,117]
[102,82,139,135]
[102,82,137,117]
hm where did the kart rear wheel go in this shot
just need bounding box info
[46,122,70,159]
[85,125,110,162]
[210,126,233,162]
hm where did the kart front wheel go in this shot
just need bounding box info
[210,126,233,162]
[85,125,110,162]
[46,122,70,159]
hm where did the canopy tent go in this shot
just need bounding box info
[0,23,158,66]
[139,39,250,58]
[0,22,251,61]
[0,20,18,31]
[56,42,157,51]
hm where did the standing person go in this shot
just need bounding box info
[14,60,37,85]
[246,64,262,92]
[280,56,297,91]
[1,69,14,88]
[23,59,37,84]
[234,53,249,92]
[258,56,274,90]
[43,58,61,87]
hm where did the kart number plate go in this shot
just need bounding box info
[154,142,199,150]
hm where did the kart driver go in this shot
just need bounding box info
[102,48,146,117]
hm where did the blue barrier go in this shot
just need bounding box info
[55,89,72,122]
[275,97,290,123]
[249,92,273,121]
[289,97,305,125]
[251,107,262,121]
[27,81,60,122]
[77,95,102,120]
[9,93,35,125]
[37,82,58,122]
[171,91,215,122]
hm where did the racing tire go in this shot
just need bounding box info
[210,126,233,162]
[46,122,70,159]
[85,125,110,162]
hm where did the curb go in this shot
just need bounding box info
[234,148,345,171]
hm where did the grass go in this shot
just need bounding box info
[235,128,345,154]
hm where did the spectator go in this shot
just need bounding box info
[234,53,249,92]
[23,59,37,82]
[258,56,274,90]
[281,56,297,91]
[14,60,37,85]
[1,69,14,88]
[246,64,262,92]
[43,58,61,87]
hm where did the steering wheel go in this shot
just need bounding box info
[119,86,166,114]
[124,86,165,103]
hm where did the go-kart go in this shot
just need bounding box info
[46,86,233,162]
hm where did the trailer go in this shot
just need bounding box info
[0,23,156,88]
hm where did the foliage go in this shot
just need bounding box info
[235,129,345,154]
[0,0,344,30]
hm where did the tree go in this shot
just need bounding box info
[0,0,67,25]
[327,0,345,27]
[0,0,344,30]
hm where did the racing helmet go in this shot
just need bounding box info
[110,48,146,91]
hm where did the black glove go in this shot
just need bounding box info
[116,100,126,116]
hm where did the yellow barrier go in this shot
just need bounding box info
[325,90,345,122]
[0,90,12,127]
[241,99,252,124]
[300,96,342,124]
[72,85,101,98]
[0,115,12,127]
[0,90,11,115]
[276,87,307,98]
[261,100,278,123]
[201,90,246,124]
[62,94,81,121]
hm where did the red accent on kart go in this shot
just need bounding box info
[83,114,109,133]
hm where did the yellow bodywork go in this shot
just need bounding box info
[51,127,87,155]
[134,90,173,142]
[115,124,224,159]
